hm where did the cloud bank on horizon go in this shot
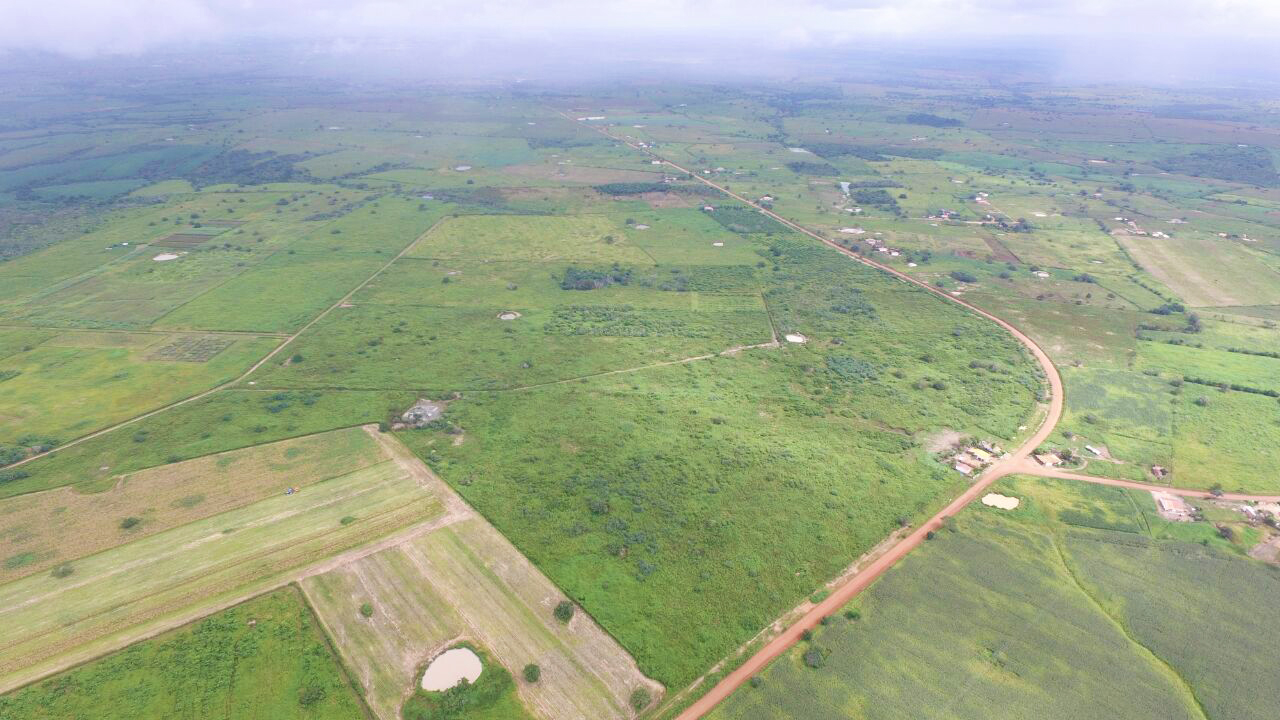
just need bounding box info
[3,0,1280,58]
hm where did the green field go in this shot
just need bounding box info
[0,586,367,720]
[0,331,279,447]
[711,475,1279,719]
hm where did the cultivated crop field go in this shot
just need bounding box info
[710,475,1280,719]
[0,432,441,692]
[0,427,384,582]
[303,516,657,720]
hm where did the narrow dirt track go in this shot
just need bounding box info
[1018,463,1280,502]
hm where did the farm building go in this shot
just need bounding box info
[953,461,974,476]
[1034,453,1061,467]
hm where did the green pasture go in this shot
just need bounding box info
[0,587,367,720]
[0,333,277,447]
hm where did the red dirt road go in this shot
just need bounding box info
[604,130,1069,720]
[567,115,1280,718]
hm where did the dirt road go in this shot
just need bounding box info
[1018,463,1280,502]
[561,113,1280,718]
[564,119,1067,720]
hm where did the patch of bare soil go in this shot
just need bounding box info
[1248,533,1280,564]
[638,191,689,208]
[925,428,964,454]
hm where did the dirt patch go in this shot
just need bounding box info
[981,493,1020,510]
[1248,533,1280,564]
[398,399,444,428]
[421,646,482,691]
[924,429,965,454]
[497,311,521,320]
[153,233,216,248]
[982,235,1020,264]
[638,191,689,209]
[1152,490,1193,521]
[146,335,235,362]
[784,333,807,343]
[152,253,181,262]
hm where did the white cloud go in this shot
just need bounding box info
[2,0,1279,57]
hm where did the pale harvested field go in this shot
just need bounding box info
[0,427,382,583]
[1117,232,1280,307]
[304,431,660,720]
[0,456,442,692]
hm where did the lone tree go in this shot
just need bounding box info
[359,602,374,618]
[554,600,574,624]
[523,664,541,683]
[630,688,652,711]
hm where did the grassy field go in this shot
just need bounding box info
[406,306,1037,689]
[1170,389,1280,492]
[0,427,383,582]
[0,435,441,691]
[0,331,278,447]
[0,586,368,720]
[1117,233,1280,307]
[710,474,1279,719]
[2,388,413,499]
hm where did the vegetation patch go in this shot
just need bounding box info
[0,587,366,720]
[402,643,530,720]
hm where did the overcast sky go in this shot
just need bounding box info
[3,1,1279,81]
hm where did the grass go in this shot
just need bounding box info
[405,307,1036,689]
[402,643,531,720]
[2,387,413,499]
[1066,530,1280,720]
[153,251,387,332]
[0,586,368,719]
[1170,388,1280,492]
[712,473,1280,720]
[0,427,384,583]
[0,452,441,690]
[252,301,773,391]
[709,506,1201,720]
[1117,232,1280,308]
[14,77,1280,718]
[0,333,279,447]
[406,214,654,265]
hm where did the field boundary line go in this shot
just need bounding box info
[1047,531,1210,720]
[6,218,449,471]
[148,209,357,330]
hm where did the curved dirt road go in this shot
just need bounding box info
[570,123,1067,720]
[568,115,1280,718]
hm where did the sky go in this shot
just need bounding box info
[3,1,1280,82]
